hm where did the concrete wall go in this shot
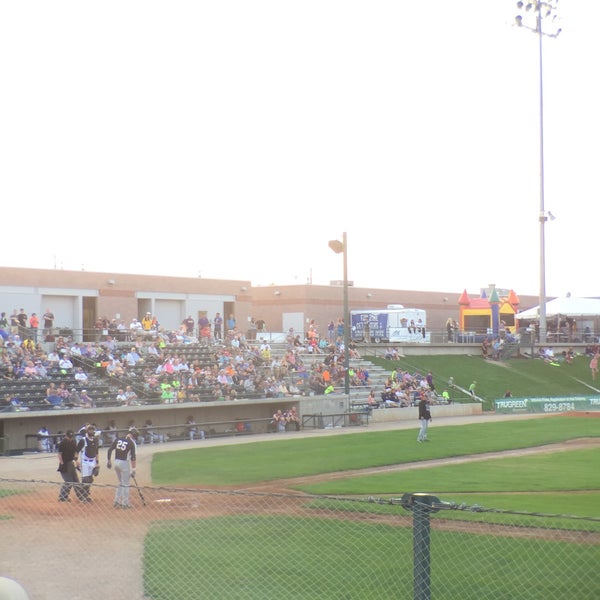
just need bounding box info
[370,402,482,423]
[0,398,299,452]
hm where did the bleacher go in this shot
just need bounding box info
[0,372,116,411]
[1,339,391,413]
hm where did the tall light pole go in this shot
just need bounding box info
[515,1,560,345]
[328,232,350,396]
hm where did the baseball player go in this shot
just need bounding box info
[107,428,138,509]
[57,429,85,502]
[76,424,100,503]
[417,393,432,443]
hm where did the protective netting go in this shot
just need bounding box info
[0,479,598,600]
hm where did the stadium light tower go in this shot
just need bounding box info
[328,232,350,396]
[515,1,560,345]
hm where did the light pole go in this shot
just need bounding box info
[328,232,350,396]
[515,1,560,345]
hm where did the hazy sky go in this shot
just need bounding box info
[1,1,597,298]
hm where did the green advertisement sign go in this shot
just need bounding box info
[494,396,600,414]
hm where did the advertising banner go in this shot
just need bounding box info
[494,396,600,414]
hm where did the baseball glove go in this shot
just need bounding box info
[92,466,100,477]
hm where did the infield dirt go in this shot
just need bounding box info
[1,411,596,600]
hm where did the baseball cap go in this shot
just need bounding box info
[66,429,74,437]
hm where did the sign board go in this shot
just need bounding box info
[350,308,429,343]
[494,396,600,414]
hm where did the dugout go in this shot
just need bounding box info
[0,397,303,453]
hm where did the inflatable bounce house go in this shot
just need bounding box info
[458,286,520,340]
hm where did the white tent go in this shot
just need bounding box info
[515,296,600,320]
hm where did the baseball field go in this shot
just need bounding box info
[1,411,598,599]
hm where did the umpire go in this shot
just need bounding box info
[57,430,84,502]
[107,428,138,509]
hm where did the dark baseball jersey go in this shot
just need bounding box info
[108,437,137,461]
[77,435,99,459]
[57,437,78,462]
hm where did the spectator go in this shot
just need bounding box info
[327,320,335,343]
[366,388,378,407]
[247,317,258,341]
[43,308,55,340]
[17,308,28,338]
[213,312,223,340]
[74,367,89,383]
[425,371,435,391]
[227,314,236,333]
[45,382,63,408]
[106,358,125,377]
[29,312,39,342]
[469,381,477,399]
[67,388,82,407]
[183,316,195,336]
[2,393,28,412]
[384,347,399,360]
[481,337,490,359]
[124,347,141,367]
[58,354,74,372]
[79,389,94,408]
[198,314,211,344]
[130,318,142,336]
[590,352,599,380]
[141,312,153,332]
[446,317,454,342]
[124,385,140,406]
[9,309,19,334]
[116,389,128,405]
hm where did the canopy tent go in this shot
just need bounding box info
[515,296,600,320]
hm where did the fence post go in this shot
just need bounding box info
[413,497,432,600]
[401,493,449,600]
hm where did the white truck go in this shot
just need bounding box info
[350,306,429,343]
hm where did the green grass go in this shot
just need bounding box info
[151,416,599,487]
[300,447,600,495]
[145,413,600,598]
[144,516,414,599]
[143,515,600,599]
[367,353,599,403]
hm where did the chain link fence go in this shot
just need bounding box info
[0,478,598,600]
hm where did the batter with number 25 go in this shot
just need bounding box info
[107,428,138,509]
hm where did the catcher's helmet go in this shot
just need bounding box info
[129,427,139,440]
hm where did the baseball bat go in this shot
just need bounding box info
[132,475,147,506]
